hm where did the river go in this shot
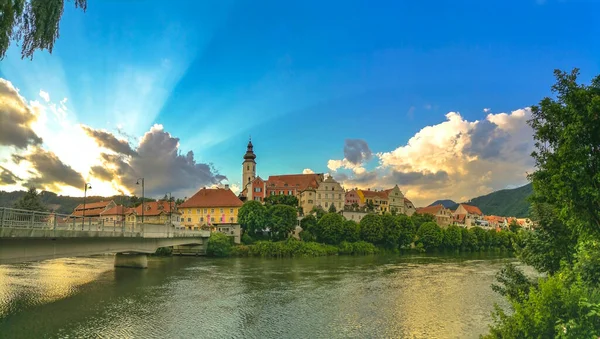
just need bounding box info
[0,253,521,338]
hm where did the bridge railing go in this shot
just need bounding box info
[0,207,209,238]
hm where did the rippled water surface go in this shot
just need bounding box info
[0,253,520,338]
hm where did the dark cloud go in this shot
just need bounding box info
[90,165,113,182]
[0,166,21,185]
[465,120,508,159]
[24,148,86,190]
[0,79,43,149]
[390,170,449,188]
[95,125,225,197]
[343,139,373,165]
[81,125,137,156]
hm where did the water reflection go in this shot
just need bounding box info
[0,253,517,338]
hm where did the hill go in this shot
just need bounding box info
[453,183,533,217]
[428,199,457,208]
[0,190,153,215]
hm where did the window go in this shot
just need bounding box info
[230,217,234,222]
[309,192,312,196]
[248,177,251,183]
[196,208,200,213]
[211,209,214,213]
[318,193,321,199]
[280,191,284,195]
[230,208,234,213]
[204,209,207,213]
[270,191,275,196]
[339,194,342,199]
[247,165,249,170]
[325,186,328,190]
[200,217,204,222]
[211,217,214,222]
[288,190,292,195]
[331,187,334,191]
[325,202,328,207]
[308,200,313,204]
[187,218,191,222]
[253,165,255,171]
[254,187,262,192]
[220,208,224,213]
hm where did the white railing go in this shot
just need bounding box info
[0,207,209,238]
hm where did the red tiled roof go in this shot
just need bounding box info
[266,174,323,191]
[71,207,107,217]
[127,201,180,216]
[461,204,483,216]
[484,215,505,223]
[360,190,389,199]
[179,188,243,208]
[416,204,444,216]
[101,205,128,216]
[74,201,113,211]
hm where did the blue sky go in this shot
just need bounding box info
[1,0,599,204]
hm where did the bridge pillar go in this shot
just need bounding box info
[114,253,148,269]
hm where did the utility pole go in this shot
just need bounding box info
[136,178,145,223]
[168,192,173,226]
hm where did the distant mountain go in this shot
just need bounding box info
[428,199,457,208]
[452,183,533,217]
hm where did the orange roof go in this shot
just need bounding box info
[128,200,180,216]
[460,204,483,215]
[71,207,107,217]
[416,204,444,216]
[101,205,128,216]
[484,215,505,223]
[180,188,243,208]
[266,174,323,191]
[360,190,389,199]
[74,201,113,211]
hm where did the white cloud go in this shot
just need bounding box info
[39,90,50,102]
[483,108,491,113]
[302,168,315,174]
[329,108,534,207]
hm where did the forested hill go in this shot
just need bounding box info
[0,190,136,215]
[428,199,457,208]
[447,183,533,217]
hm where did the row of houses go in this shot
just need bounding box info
[415,203,534,230]
[70,200,181,225]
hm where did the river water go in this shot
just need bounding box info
[0,253,520,338]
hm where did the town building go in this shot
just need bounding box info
[416,204,452,227]
[100,205,128,224]
[71,200,116,219]
[125,200,181,225]
[452,203,484,228]
[242,139,257,191]
[314,175,345,212]
[345,189,361,207]
[345,186,416,216]
[339,210,370,223]
[179,186,243,230]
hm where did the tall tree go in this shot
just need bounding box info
[238,201,268,237]
[359,214,383,244]
[328,203,337,213]
[13,187,47,212]
[528,68,600,235]
[267,204,297,241]
[1,0,87,59]
[317,212,344,244]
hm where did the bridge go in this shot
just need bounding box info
[0,207,211,268]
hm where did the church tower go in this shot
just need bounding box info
[242,138,257,190]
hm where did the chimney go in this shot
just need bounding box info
[225,184,230,190]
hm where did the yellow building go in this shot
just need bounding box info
[125,201,181,225]
[179,187,243,230]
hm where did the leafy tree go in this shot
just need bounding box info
[442,225,463,250]
[528,68,600,235]
[381,214,401,248]
[411,213,435,230]
[471,227,489,250]
[267,204,297,241]
[342,220,360,243]
[1,0,88,59]
[238,200,268,237]
[317,212,344,244]
[300,214,318,235]
[416,222,443,251]
[299,230,316,242]
[206,233,232,257]
[359,214,383,244]
[175,198,185,205]
[515,202,577,274]
[13,187,47,212]
[461,227,477,251]
[328,203,337,213]
[310,206,326,220]
[396,214,416,248]
[508,219,521,233]
[365,200,375,212]
[264,194,299,207]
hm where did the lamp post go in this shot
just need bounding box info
[166,192,172,226]
[82,182,92,229]
[136,178,145,223]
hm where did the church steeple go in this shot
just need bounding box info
[242,137,257,190]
